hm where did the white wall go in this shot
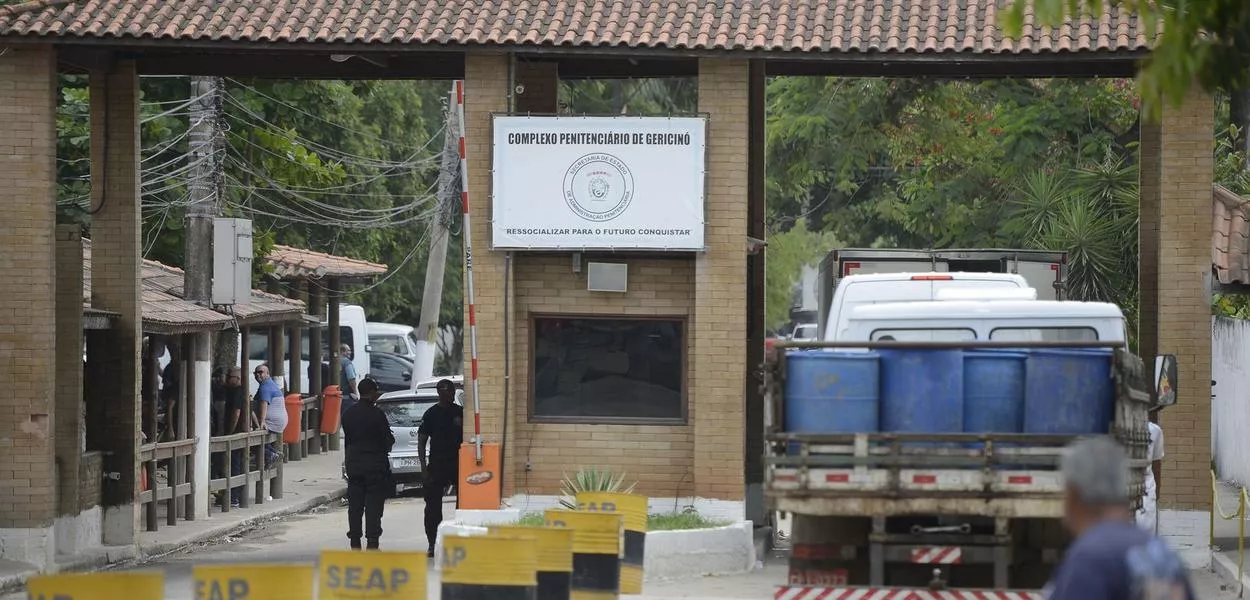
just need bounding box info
[1213,316,1250,485]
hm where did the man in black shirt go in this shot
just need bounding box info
[418,379,463,557]
[341,378,395,550]
[222,367,248,508]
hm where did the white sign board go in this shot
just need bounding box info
[491,115,706,251]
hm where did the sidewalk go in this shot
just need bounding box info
[0,451,346,595]
[1211,479,1250,591]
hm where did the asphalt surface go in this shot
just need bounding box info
[4,496,1244,599]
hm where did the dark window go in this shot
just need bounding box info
[371,354,410,383]
[369,335,408,356]
[531,316,684,423]
[869,328,976,342]
[989,327,1099,342]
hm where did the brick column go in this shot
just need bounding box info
[89,60,142,544]
[1143,88,1214,512]
[0,45,58,569]
[1137,120,1160,365]
[55,225,85,543]
[462,54,513,478]
[692,60,748,502]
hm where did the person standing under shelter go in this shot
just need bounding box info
[418,379,463,557]
[341,378,394,550]
[1042,436,1193,600]
[339,343,360,415]
[1136,415,1165,534]
[253,364,286,469]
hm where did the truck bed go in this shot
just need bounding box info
[763,342,1153,519]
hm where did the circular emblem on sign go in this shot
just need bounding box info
[563,153,634,222]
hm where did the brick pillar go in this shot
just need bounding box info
[692,60,748,503]
[0,45,58,569]
[514,60,559,114]
[1138,119,1160,365]
[55,225,85,541]
[1143,88,1214,512]
[89,60,142,544]
[462,54,513,494]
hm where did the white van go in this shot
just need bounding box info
[823,272,1032,341]
[367,322,419,362]
[841,299,1128,346]
[244,303,371,396]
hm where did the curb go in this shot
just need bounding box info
[0,486,347,596]
[1212,549,1250,592]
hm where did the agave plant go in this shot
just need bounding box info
[558,467,638,510]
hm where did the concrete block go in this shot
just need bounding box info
[644,521,757,581]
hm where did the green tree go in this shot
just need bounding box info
[763,219,841,330]
[1004,0,1250,118]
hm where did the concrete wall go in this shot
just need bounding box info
[0,45,59,570]
[1213,316,1249,484]
[462,56,750,507]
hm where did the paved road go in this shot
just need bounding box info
[5,497,1243,599]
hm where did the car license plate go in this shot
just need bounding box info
[393,458,420,469]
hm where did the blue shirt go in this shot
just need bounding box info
[256,378,287,434]
[1043,520,1194,600]
[341,360,358,392]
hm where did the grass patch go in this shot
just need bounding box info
[507,510,728,531]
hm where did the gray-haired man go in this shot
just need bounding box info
[1042,436,1193,600]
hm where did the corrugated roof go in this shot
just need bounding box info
[82,239,307,332]
[265,244,388,281]
[1214,185,1250,287]
[0,0,1150,56]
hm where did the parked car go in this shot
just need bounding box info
[369,352,415,393]
[367,322,419,363]
[376,376,464,492]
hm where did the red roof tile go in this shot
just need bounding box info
[0,0,1150,55]
[265,244,388,281]
[1213,185,1250,287]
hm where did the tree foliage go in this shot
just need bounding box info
[1004,0,1250,119]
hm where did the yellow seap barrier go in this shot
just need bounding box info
[318,549,427,600]
[576,492,648,594]
[442,533,539,599]
[489,525,574,600]
[26,571,163,600]
[192,564,314,600]
[546,509,624,600]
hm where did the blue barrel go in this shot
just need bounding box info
[879,349,964,445]
[963,351,1027,434]
[784,350,881,434]
[1023,348,1115,435]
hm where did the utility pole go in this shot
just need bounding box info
[413,89,460,382]
[184,75,223,519]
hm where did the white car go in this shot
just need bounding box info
[375,376,464,492]
[790,322,819,342]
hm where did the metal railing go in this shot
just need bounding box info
[1212,469,1248,597]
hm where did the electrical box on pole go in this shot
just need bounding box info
[212,217,253,306]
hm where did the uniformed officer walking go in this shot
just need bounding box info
[418,379,463,557]
[341,378,394,550]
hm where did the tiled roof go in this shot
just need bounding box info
[83,239,307,332]
[266,244,388,281]
[1213,185,1250,287]
[0,0,1150,55]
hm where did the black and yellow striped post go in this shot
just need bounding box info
[576,492,647,594]
[545,509,623,600]
[441,533,539,600]
[489,525,574,600]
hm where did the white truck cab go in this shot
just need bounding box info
[842,299,1128,346]
[822,272,1032,341]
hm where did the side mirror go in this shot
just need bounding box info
[365,345,374,354]
[402,370,412,381]
[1153,355,1178,408]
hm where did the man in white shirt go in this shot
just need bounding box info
[1135,415,1165,534]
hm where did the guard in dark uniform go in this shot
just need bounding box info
[341,377,394,550]
[418,379,463,557]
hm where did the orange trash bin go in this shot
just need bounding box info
[320,385,343,434]
[282,393,302,444]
